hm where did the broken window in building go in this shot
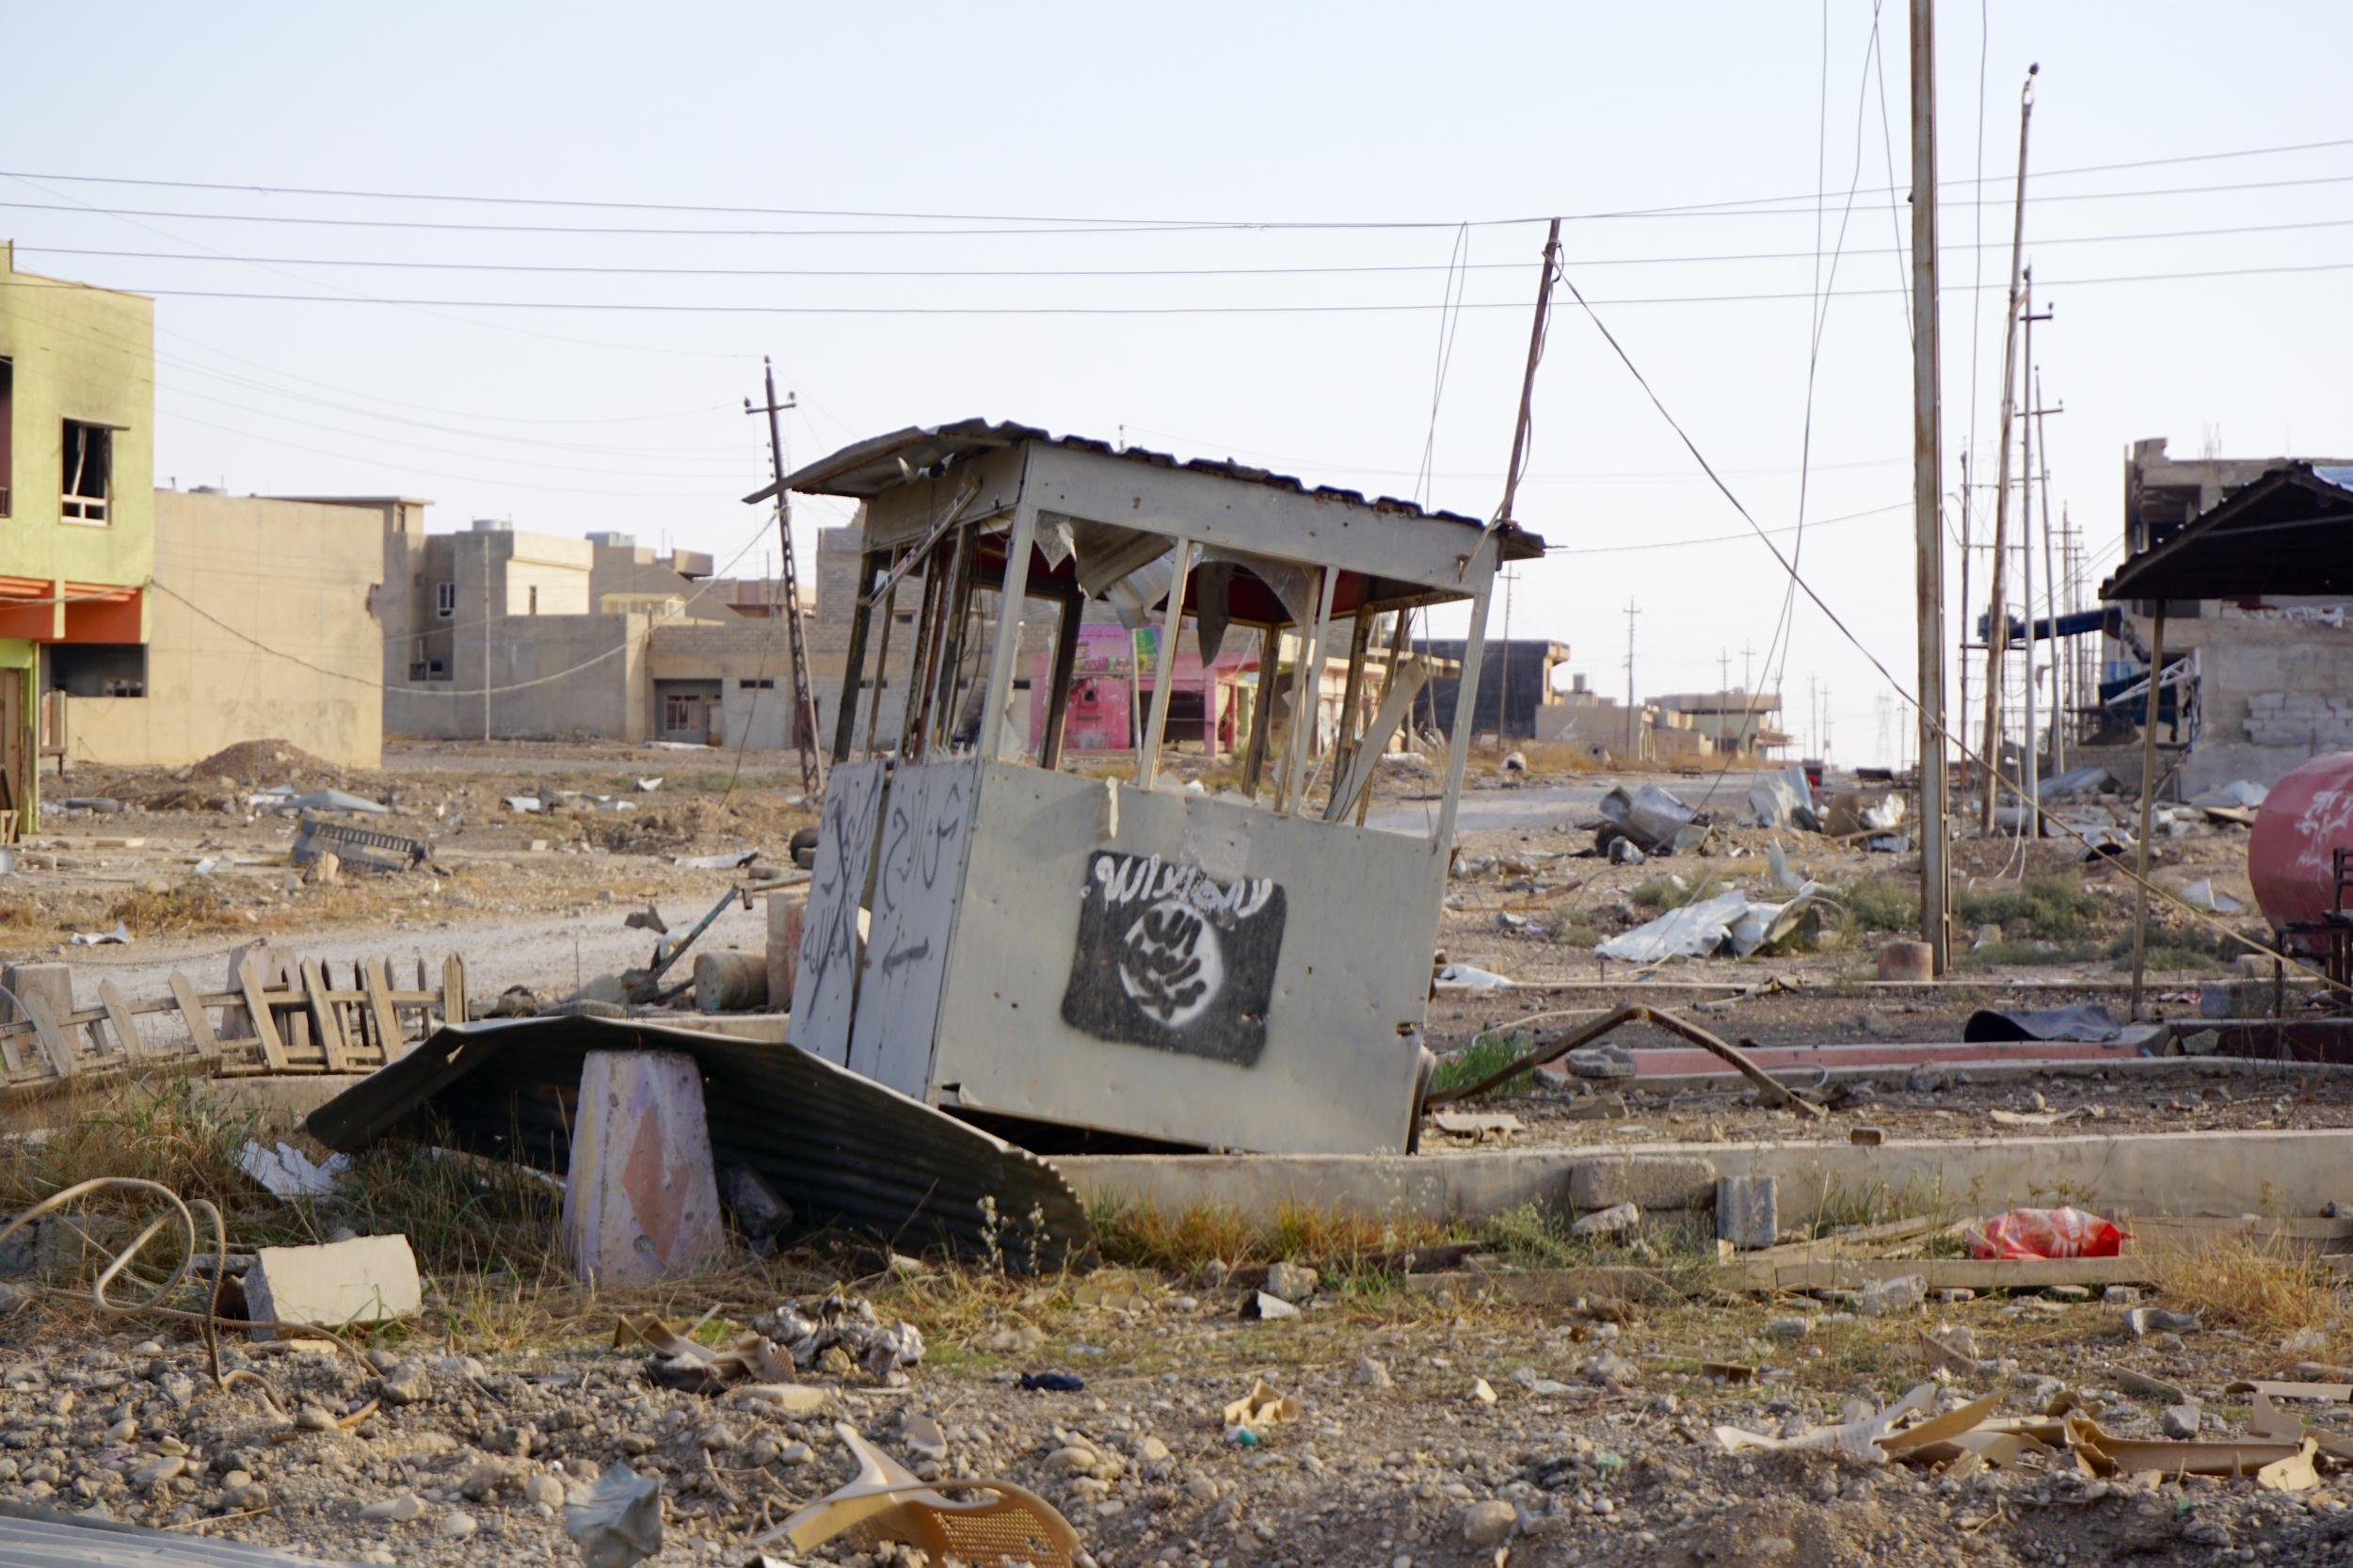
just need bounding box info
[435,582,456,618]
[60,420,111,523]
[739,677,775,690]
[42,642,146,698]
[528,584,539,615]
[0,358,13,517]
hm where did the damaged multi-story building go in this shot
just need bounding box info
[2097,438,2353,792]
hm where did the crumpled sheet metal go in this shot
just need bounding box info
[303,1015,1090,1268]
[1598,783,1706,853]
[1595,888,1827,964]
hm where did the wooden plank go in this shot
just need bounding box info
[441,954,468,1029]
[362,959,406,1063]
[301,960,353,1072]
[169,973,223,1061]
[239,959,293,1072]
[24,996,75,1079]
[97,980,148,1064]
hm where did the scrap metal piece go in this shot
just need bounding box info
[303,1015,1089,1267]
[0,1499,373,1565]
[290,814,430,874]
[564,1463,664,1568]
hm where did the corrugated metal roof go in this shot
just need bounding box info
[0,1502,366,1566]
[2103,462,2353,601]
[305,1016,1088,1269]
[750,418,1542,552]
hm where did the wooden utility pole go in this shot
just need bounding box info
[1910,0,1951,971]
[747,358,824,798]
[1977,65,2038,829]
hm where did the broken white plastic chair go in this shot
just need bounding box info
[763,1421,1080,1568]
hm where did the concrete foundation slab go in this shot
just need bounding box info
[1061,1123,2353,1229]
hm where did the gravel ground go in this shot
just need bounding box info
[5,1264,2349,1568]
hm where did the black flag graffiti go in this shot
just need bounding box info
[1059,850,1287,1064]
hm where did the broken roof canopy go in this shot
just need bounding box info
[751,418,1546,563]
[2102,463,2353,601]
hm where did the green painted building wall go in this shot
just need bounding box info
[0,240,157,831]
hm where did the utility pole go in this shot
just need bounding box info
[1718,648,1731,693]
[1808,674,1819,757]
[2019,274,2053,822]
[1911,0,1952,972]
[1622,599,1641,760]
[482,536,493,744]
[1498,567,1513,741]
[747,358,824,799]
[1739,641,1755,693]
[1978,63,2038,830]
[2035,366,2064,773]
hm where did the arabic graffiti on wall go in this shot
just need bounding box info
[1059,850,1286,1064]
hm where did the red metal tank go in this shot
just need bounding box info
[2249,753,2353,939]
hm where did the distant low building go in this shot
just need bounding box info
[382,517,807,748]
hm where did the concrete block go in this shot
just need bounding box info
[1716,1174,1779,1251]
[1568,1156,1717,1211]
[1874,941,1934,983]
[2198,980,2272,1020]
[765,894,805,1012]
[0,962,74,1030]
[562,1050,727,1287]
[244,1235,422,1338]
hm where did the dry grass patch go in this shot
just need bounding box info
[2148,1233,2345,1343]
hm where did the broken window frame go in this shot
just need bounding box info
[434,582,456,619]
[0,357,12,518]
[808,435,1533,854]
[60,419,113,525]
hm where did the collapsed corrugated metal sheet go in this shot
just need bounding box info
[747,417,1541,554]
[304,1016,1088,1268]
[0,1501,367,1566]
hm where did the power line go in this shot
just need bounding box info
[5,132,2345,222]
[24,213,2352,280]
[10,257,2352,316]
[10,172,2353,237]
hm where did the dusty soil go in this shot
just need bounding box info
[10,741,815,1001]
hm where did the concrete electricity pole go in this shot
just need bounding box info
[1718,648,1731,693]
[1622,599,1641,760]
[1911,0,1952,971]
[1978,64,2038,830]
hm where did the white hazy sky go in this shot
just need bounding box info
[7,1,2351,764]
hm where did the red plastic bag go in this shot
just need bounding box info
[1967,1206,2130,1261]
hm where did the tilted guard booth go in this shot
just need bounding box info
[753,421,1545,1154]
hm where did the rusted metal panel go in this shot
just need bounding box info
[849,758,979,1097]
[931,764,1440,1154]
[303,1014,1088,1267]
[788,759,888,1064]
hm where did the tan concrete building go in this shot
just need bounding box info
[381,518,800,747]
[58,490,389,769]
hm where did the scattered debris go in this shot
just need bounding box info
[1017,1371,1084,1393]
[236,1140,348,1199]
[68,922,131,946]
[1223,1379,1303,1439]
[243,1234,423,1338]
[1596,782,1709,856]
[1433,962,1515,992]
[760,1421,1080,1567]
[1961,1004,2125,1044]
[564,1463,664,1568]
